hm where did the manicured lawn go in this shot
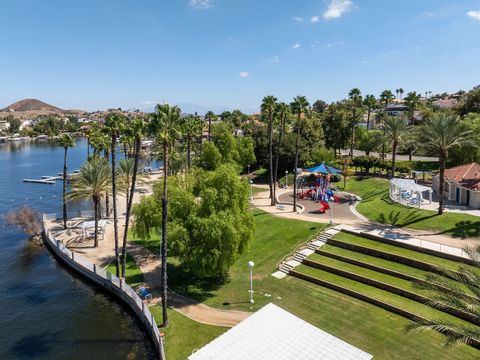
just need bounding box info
[106,253,144,289]
[251,185,267,196]
[332,232,478,272]
[343,176,480,238]
[149,307,226,360]
[132,210,479,359]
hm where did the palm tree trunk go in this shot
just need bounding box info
[62,147,68,230]
[391,141,397,178]
[94,197,99,247]
[87,138,90,159]
[121,136,141,278]
[268,113,274,205]
[409,149,412,162]
[350,107,356,159]
[438,152,446,215]
[367,109,371,131]
[104,150,110,218]
[187,135,191,170]
[161,139,169,327]
[111,133,120,277]
[293,116,301,212]
[273,116,284,201]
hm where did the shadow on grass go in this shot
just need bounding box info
[438,220,480,239]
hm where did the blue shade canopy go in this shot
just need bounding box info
[306,162,341,174]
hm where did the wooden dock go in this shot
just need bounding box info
[23,178,56,185]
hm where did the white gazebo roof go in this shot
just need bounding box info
[188,303,372,360]
[390,178,432,193]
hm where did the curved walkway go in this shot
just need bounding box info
[127,242,251,327]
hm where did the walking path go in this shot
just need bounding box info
[46,172,250,328]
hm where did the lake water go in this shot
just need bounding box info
[0,138,155,359]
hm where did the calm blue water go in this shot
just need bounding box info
[0,138,155,359]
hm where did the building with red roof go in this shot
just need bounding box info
[433,162,480,208]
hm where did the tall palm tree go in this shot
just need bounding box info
[105,113,124,277]
[273,102,289,200]
[404,91,421,124]
[151,103,182,327]
[399,88,404,100]
[421,114,472,215]
[383,116,409,177]
[205,111,216,142]
[261,95,277,205]
[363,95,376,130]
[379,90,395,161]
[182,114,203,170]
[409,244,480,348]
[290,96,310,212]
[58,134,75,229]
[120,118,146,278]
[348,88,362,159]
[67,156,111,247]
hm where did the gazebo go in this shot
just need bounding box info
[390,178,433,208]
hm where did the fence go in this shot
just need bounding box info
[42,213,166,360]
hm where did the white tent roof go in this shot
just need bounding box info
[390,178,432,193]
[188,303,372,360]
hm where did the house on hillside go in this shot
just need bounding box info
[386,104,408,116]
[433,162,480,208]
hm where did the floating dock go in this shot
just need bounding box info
[23,178,56,185]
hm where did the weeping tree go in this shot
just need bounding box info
[58,134,75,229]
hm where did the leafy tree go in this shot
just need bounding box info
[261,95,277,205]
[67,156,111,247]
[356,128,383,156]
[383,116,409,177]
[7,116,21,133]
[409,245,480,348]
[58,134,75,230]
[212,122,238,164]
[236,136,256,169]
[459,86,480,115]
[290,95,310,212]
[182,114,203,170]
[420,114,472,214]
[363,94,376,130]
[311,99,328,114]
[200,141,222,170]
[322,101,351,156]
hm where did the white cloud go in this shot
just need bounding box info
[467,10,480,21]
[189,0,213,10]
[239,72,249,78]
[270,55,280,63]
[293,16,304,22]
[311,37,345,51]
[310,15,320,23]
[141,100,160,105]
[292,43,300,49]
[323,0,353,19]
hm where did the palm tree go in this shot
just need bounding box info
[105,113,125,277]
[273,102,289,200]
[399,88,404,100]
[261,95,278,206]
[408,244,480,348]
[421,114,472,215]
[67,156,111,247]
[290,96,310,212]
[395,88,399,99]
[151,103,182,327]
[120,118,145,278]
[348,88,362,159]
[58,134,75,230]
[404,91,421,124]
[383,116,409,177]
[182,114,203,170]
[205,111,216,142]
[363,94,376,130]
[379,90,395,161]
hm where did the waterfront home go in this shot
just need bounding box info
[433,162,480,208]
[0,120,10,132]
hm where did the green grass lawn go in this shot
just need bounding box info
[332,232,478,272]
[106,253,144,289]
[252,185,267,196]
[343,176,480,238]
[149,307,226,360]
[131,210,479,359]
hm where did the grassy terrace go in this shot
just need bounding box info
[106,253,144,289]
[343,176,480,238]
[332,232,478,272]
[130,210,478,359]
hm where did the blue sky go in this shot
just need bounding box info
[1,0,479,113]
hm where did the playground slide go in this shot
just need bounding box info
[319,201,330,214]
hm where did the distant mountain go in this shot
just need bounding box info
[1,99,63,112]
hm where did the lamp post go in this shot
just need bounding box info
[329,196,334,225]
[248,261,255,304]
[285,171,288,188]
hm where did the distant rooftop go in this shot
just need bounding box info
[444,162,480,191]
[188,303,373,360]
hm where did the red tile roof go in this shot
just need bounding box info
[444,162,480,191]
